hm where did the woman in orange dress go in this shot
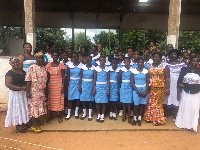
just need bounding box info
[144,52,170,126]
[45,50,65,123]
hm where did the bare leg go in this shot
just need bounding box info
[128,104,131,124]
[122,103,126,122]
[102,103,106,114]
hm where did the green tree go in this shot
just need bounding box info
[93,31,119,54]
[74,32,91,52]
[36,28,70,49]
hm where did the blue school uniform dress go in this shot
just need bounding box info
[109,66,120,102]
[118,61,125,68]
[96,59,111,67]
[144,59,153,69]
[68,63,82,100]
[91,55,99,66]
[80,65,95,101]
[120,67,133,103]
[130,61,138,69]
[94,66,109,103]
[130,68,148,105]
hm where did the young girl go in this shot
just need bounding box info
[118,57,133,124]
[118,51,125,68]
[79,56,95,121]
[131,51,139,68]
[66,52,82,120]
[93,56,110,123]
[130,57,149,126]
[91,45,99,66]
[96,51,111,66]
[143,49,153,69]
[109,58,120,120]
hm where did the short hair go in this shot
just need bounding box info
[111,58,119,63]
[137,57,144,62]
[152,52,162,59]
[127,47,133,51]
[124,57,130,61]
[51,50,59,56]
[72,52,79,57]
[168,49,181,58]
[62,51,68,55]
[99,56,106,60]
[23,42,31,48]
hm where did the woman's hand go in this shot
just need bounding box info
[26,90,31,99]
[177,93,181,101]
[21,86,27,91]
[137,91,142,97]
[142,91,147,98]
[107,89,110,95]
[165,89,170,96]
[92,89,96,95]
[61,86,64,94]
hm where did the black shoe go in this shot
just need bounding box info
[100,119,104,123]
[88,118,92,121]
[96,118,100,122]
[113,117,117,121]
[109,116,113,120]
[132,120,137,126]
[65,117,70,120]
[75,116,79,119]
[80,116,86,120]
[137,120,141,126]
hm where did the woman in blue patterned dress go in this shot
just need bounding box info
[118,57,133,124]
[93,56,110,123]
[79,56,94,121]
[66,52,82,120]
[130,57,149,126]
[109,58,120,120]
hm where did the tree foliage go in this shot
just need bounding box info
[74,32,91,52]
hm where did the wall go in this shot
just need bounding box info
[6,37,24,56]
[0,57,12,108]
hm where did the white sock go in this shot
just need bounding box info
[97,114,101,119]
[82,108,86,117]
[66,109,71,118]
[88,109,92,118]
[65,107,68,115]
[134,116,137,121]
[138,116,142,120]
[110,112,113,117]
[113,113,116,118]
[75,107,79,116]
[100,114,104,120]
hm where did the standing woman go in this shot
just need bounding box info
[45,50,65,123]
[18,43,36,72]
[79,56,95,121]
[5,58,29,132]
[66,52,82,120]
[175,57,200,132]
[25,52,48,132]
[93,56,110,123]
[118,57,133,124]
[144,52,170,126]
[165,49,187,121]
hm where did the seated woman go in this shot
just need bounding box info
[5,58,29,133]
[25,52,48,132]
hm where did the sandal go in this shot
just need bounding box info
[31,126,42,133]
[58,118,63,123]
[16,126,26,133]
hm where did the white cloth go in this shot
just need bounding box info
[5,90,29,127]
[175,90,200,132]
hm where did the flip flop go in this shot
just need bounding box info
[31,126,42,133]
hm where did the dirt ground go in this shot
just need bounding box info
[0,110,200,150]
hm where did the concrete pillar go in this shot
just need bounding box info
[167,0,182,49]
[24,0,36,53]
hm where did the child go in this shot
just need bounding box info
[93,56,110,123]
[131,51,139,68]
[130,57,149,126]
[143,49,153,69]
[66,52,82,120]
[79,56,95,121]
[109,58,120,120]
[181,51,189,65]
[91,45,99,66]
[118,51,125,68]
[118,57,133,124]
[96,51,111,66]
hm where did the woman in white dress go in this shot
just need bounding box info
[5,58,29,133]
[165,49,187,121]
[175,57,200,132]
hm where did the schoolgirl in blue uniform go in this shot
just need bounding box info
[130,57,149,126]
[118,57,133,124]
[109,58,120,120]
[66,52,83,120]
[79,56,94,121]
[93,56,110,123]
[118,51,125,68]
[131,51,139,69]
[91,45,99,66]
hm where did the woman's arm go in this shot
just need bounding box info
[107,71,110,95]
[130,73,142,97]
[18,54,24,69]
[164,65,170,96]
[26,81,32,98]
[79,69,83,93]
[5,76,26,91]
[61,69,65,93]
[92,70,97,95]
[118,70,122,94]
[66,66,70,93]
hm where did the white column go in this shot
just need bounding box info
[167,0,182,49]
[24,0,36,53]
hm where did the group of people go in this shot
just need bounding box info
[4,40,200,133]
